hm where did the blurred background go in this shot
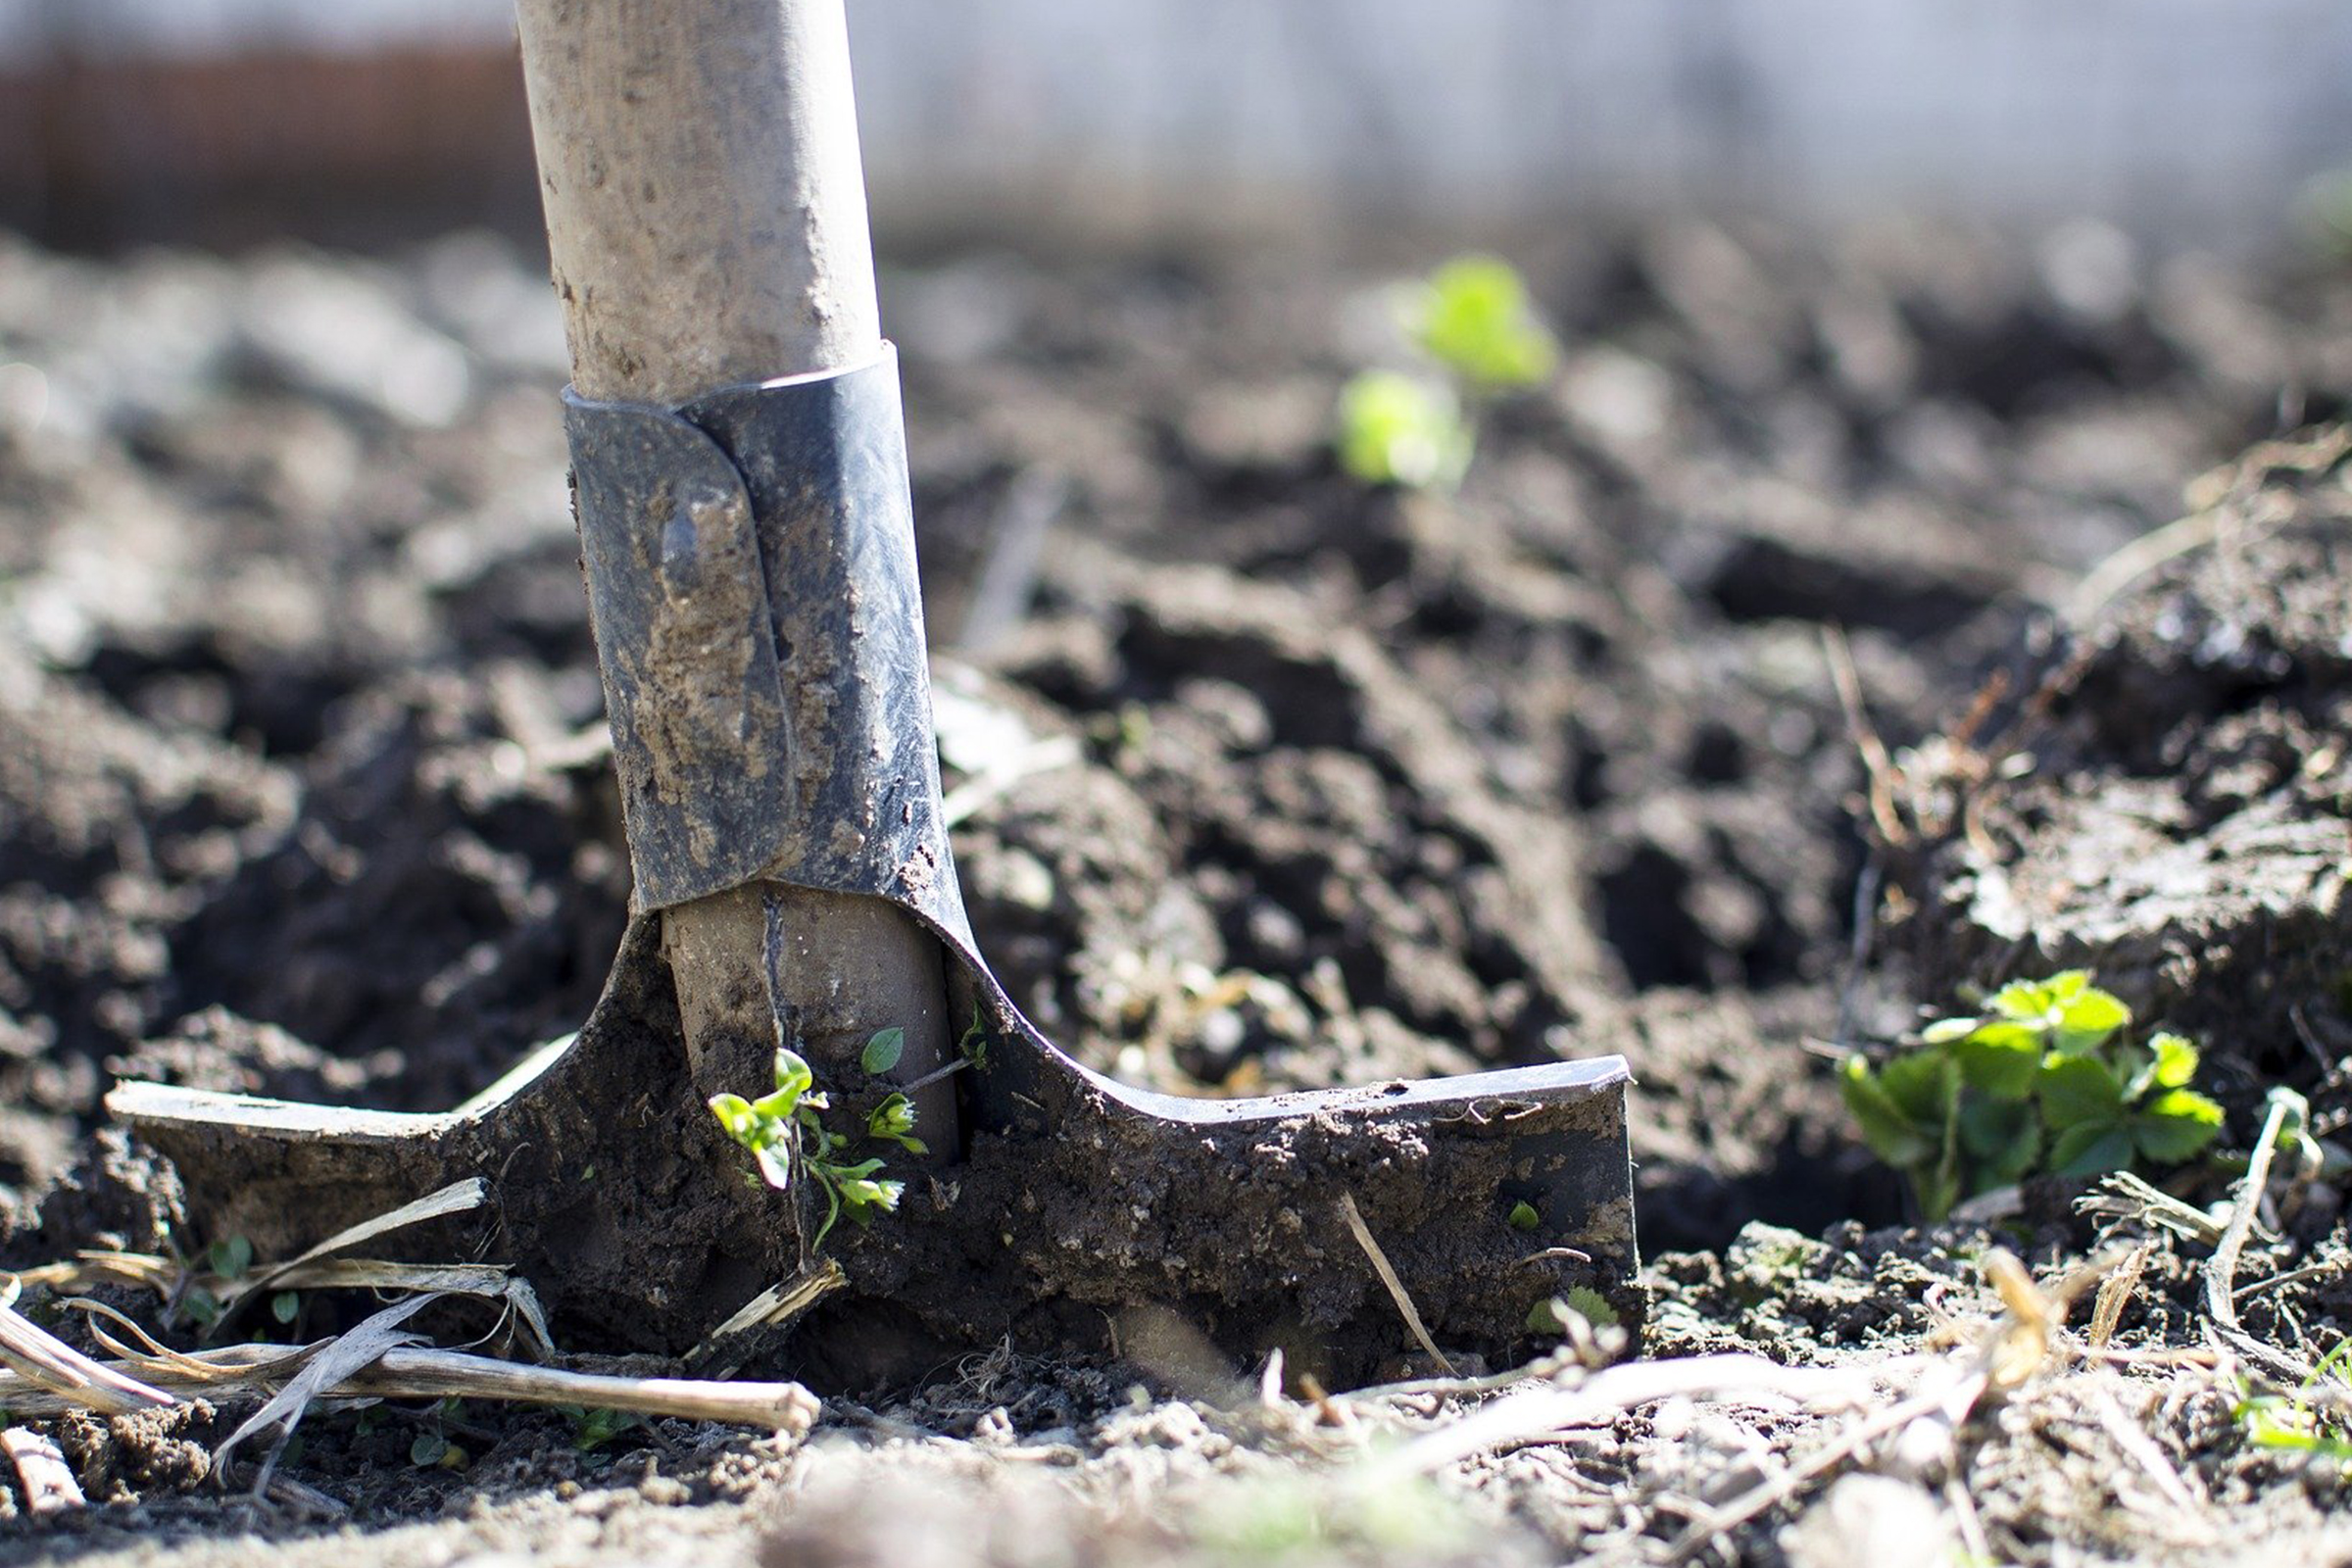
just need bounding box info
[5,0,2352,252]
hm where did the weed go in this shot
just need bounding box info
[1842,971,2225,1220]
[1527,1286,1620,1335]
[1335,254,1555,490]
[2236,1338,2352,1462]
[408,1397,469,1471]
[710,1038,910,1248]
[559,1404,644,1453]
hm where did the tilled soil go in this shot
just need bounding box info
[5,220,2352,1563]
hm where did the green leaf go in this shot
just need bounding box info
[2049,1120,2136,1177]
[1840,1057,1934,1168]
[1950,1020,2043,1099]
[1562,1286,1620,1329]
[772,1048,815,1102]
[270,1291,300,1325]
[2038,1054,2126,1129]
[2146,1032,2200,1091]
[2052,987,2132,1054]
[838,1176,905,1216]
[1980,1117,2043,1188]
[572,1406,642,1452]
[1985,977,2058,1023]
[751,1086,803,1122]
[867,1092,917,1142]
[2132,1090,2226,1163]
[1507,1200,1542,1232]
[1408,256,1557,390]
[208,1235,254,1280]
[1880,1049,1962,1124]
[1957,1095,2036,1166]
[809,1170,844,1250]
[410,1431,449,1467]
[861,1027,906,1077]
[708,1093,759,1142]
[958,1008,991,1070]
[1920,1016,1979,1045]
[2042,971,2091,1003]
[753,1143,795,1192]
[1336,371,1473,490]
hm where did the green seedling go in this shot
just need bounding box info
[1335,370,1471,491]
[2237,1338,2352,1462]
[957,1004,990,1071]
[1507,1200,1542,1232]
[1842,972,2225,1221]
[710,1043,909,1248]
[559,1404,644,1453]
[1335,254,1557,491]
[1406,255,1559,392]
[409,1397,470,1471]
[1527,1285,1620,1336]
[207,1235,254,1280]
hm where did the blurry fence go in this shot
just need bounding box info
[4,0,2350,248]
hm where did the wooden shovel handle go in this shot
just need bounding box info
[514,0,882,402]
[513,0,955,1146]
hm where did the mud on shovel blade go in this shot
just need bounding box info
[106,0,1640,1380]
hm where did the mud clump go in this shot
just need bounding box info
[1887,430,2352,1133]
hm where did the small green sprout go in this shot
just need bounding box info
[1335,370,1471,491]
[1507,1200,1542,1232]
[710,1044,909,1248]
[1842,972,2226,1221]
[1335,255,1556,492]
[270,1291,300,1326]
[560,1404,644,1453]
[957,1005,990,1071]
[1526,1286,1620,1336]
[866,1093,927,1155]
[1405,255,1559,392]
[2236,1338,2352,1460]
[409,1397,469,1470]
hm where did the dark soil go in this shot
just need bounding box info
[1889,430,2352,1142]
[5,218,2352,1562]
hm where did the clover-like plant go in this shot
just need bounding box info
[1842,972,2225,1220]
[709,1031,911,1248]
[1335,255,1556,490]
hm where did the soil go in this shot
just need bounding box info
[5,217,2352,1563]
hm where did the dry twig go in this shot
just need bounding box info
[0,1276,173,1415]
[2203,1096,2314,1387]
[1337,1191,1455,1377]
[2,1427,84,1514]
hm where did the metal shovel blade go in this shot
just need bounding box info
[112,909,1637,1383]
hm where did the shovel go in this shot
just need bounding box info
[108,0,1639,1385]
